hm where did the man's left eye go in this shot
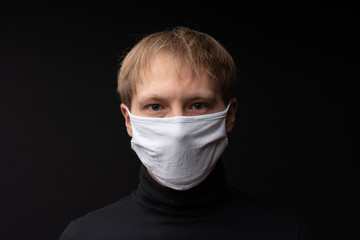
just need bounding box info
[192,103,205,110]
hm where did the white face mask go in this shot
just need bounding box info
[125,104,230,191]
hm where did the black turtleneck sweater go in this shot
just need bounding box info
[59,160,312,239]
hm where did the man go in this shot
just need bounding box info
[60,26,311,239]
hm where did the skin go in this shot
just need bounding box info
[120,52,238,185]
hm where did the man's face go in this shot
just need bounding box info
[121,52,237,136]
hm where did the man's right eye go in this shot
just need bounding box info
[150,104,161,111]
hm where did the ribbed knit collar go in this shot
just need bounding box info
[134,159,233,216]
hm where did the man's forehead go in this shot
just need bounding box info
[133,52,222,101]
[139,52,190,78]
[138,53,217,85]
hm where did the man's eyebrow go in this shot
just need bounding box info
[136,95,217,105]
[184,91,217,101]
[137,94,164,101]
[185,95,217,102]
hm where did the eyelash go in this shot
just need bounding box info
[147,103,207,112]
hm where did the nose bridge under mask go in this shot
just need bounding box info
[164,120,195,138]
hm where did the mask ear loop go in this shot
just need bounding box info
[124,105,133,117]
[225,102,231,112]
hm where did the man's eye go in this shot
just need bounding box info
[150,104,161,111]
[192,103,205,110]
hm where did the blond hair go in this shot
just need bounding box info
[117,26,237,108]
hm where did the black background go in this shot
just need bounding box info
[0,1,358,239]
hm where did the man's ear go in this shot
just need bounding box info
[226,98,238,134]
[120,103,133,137]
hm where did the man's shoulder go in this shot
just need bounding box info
[59,193,141,239]
[226,187,312,239]
[229,188,303,221]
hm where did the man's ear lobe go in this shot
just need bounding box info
[120,103,133,137]
[226,98,238,134]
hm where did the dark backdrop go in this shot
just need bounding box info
[0,2,357,240]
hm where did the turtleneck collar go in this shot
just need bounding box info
[134,159,233,216]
